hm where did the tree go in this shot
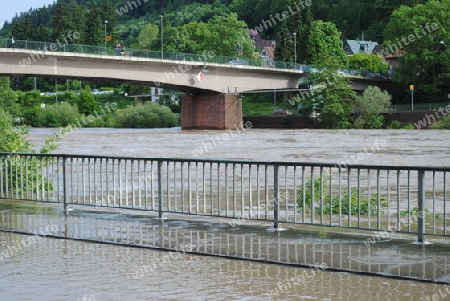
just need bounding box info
[274,19,291,62]
[203,13,252,57]
[354,86,392,128]
[308,20,348,69]
[299,69,356,129]
[85,8,104,46]
[162,26,193,53]
[383,0,450,102]
[0,85,20,117]
[78,85,97,115]
[182,21,211,53]
[349,53,387,72]
[52,2,86,43]
[11,17,34,40]
[136,23,159,49]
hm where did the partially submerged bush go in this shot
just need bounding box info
[33,102,81,127]
[296,174,388,216]
[114,101,179,128]
[429,114,450,129]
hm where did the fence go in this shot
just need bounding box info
[390,102,450,112]
[0,152,448,242]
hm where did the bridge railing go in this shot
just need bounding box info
[0,38,299,70]
[0,152,448,242]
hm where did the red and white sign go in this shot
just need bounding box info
[196,72,205,82]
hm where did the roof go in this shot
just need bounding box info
[345,40,379,55]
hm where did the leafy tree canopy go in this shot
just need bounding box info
[383,0,450,100]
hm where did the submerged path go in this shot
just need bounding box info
[1,201,449,284]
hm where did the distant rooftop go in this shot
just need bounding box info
[345,40,379,55]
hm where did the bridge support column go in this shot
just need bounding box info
[181,94,242,130]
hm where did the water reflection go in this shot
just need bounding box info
[1,208,449,285]
[0,232,446,301]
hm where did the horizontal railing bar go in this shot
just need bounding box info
[1,152,449,172]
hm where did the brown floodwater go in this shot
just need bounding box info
[0,231,448,301]
[28,127,450,167]
[0,127,447,300]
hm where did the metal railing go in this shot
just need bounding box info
[0,38,298,70]
[390,102,450,112]
[0,38,389,79]
[0,152,448,242]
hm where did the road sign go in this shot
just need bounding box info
[105,36,112,41]
[410,85,414,90]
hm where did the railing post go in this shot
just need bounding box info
[62,156,68,211]
[158,160,163,218]
[417,170,425,243]
[273,164,279,228]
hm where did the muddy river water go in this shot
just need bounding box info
[1,127,449,301]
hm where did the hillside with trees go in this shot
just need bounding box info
[0,0,448,124]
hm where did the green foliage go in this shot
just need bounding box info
[383,0,450,102]
[349,53,387,73]
[364,115,385,129]
[135,23,159,49]
[114,102,179,128]
[296,174,388,216]
[0,106,71,195]
[0,108,33,153]
[429,114,450,129]
[0,87,20,117]
[301,69,356,128]
[78,85,97,115]
[399,207,442,220]
[387,120,415,129]
[242,102,274,116]
[308,20,348,69]
[34,102,81,127]
[354,86,392,129]
[199,13,253,57]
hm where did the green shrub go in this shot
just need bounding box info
[78,85,98,115]
[399,207,442,220]
[33,102,81,127]
[296,174,388,216]
[114,102,179,128]
[387,120,416,129]
[354,86,391,129]
[365,114,385,129]
[430,114,450,129]
[0,107,71,194]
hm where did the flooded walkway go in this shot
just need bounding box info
[1,128,447,300]
[1,201,449,285]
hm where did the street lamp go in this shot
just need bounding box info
[104,20,108,53]
[293,33,297,68]
[159,15,163,59]
[236,36,245,63]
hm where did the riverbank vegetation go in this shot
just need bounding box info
[1,0,449,129]
[0,78,180,129]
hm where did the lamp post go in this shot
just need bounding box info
[159,15,163,59]
[236,37,244,63]
[104,20,108,53]
[293,33,297,69]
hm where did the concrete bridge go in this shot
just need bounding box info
[0,47,385,129]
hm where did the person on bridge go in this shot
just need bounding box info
[115,43,122,56]
[9,35,15,48]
